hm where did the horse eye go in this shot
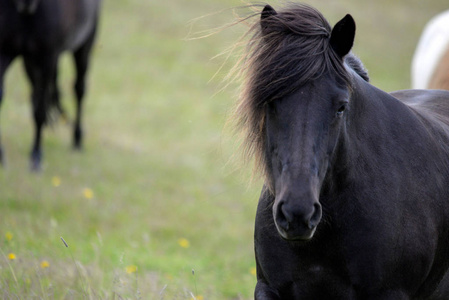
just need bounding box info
[336,105,346,117]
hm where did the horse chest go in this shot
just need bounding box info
[260,251,352,298]
[256,229,352,297]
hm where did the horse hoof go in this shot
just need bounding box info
[73,143,83,151]
[30,161,41,172]
[0,149,5,168]
[30,152,42,172]
[74,128,83,150]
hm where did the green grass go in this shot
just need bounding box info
[1,0,448,299]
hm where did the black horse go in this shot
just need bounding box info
[0,0,101,170]
[234,3,449,299]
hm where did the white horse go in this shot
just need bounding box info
[411,9,449,89]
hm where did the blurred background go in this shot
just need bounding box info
[1,0,447,299]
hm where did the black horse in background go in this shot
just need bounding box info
[234,3,449,299]
[0,0,101,170]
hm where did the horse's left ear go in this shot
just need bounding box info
[260,4,277,36]
[330,14,356,58]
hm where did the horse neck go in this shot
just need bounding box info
[348,71,400,121]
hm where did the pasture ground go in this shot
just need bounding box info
[1,0,447,298]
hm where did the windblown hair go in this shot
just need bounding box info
[234,3,368,183]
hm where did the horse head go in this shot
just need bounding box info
[13,0,41,15]
[260,5,356,241]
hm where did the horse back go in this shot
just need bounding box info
[392,89,449,136]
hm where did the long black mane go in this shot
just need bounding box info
[235,3,368,182]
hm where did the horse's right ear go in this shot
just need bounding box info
[261,4,277,36]
[330,14,356,58]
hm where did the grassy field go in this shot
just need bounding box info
[1,0,448,299]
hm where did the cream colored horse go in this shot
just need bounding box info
[412,10,449,90]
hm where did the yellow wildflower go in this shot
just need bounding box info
[250,267,257,276]
[5,231,13,241]
[178,238,190,248]
[8,253,16,260]
[59,114,68,125]
[126,265,137,274]
[83,188,94,199]
[40,260,50,268]
[52,176,61,187]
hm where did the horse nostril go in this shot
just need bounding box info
[275,202,290,230]
[308,203,322,229]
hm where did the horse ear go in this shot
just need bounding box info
[330,14,356,58]
[261,4,277,36]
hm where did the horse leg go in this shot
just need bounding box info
[0,54,15,166]
[255,281,281,300]
[427,269,449,300]
[52,66,66,122]
[72,24,97,150]
[23,55,56,171]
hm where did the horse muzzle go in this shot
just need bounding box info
[273,199,322,241]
